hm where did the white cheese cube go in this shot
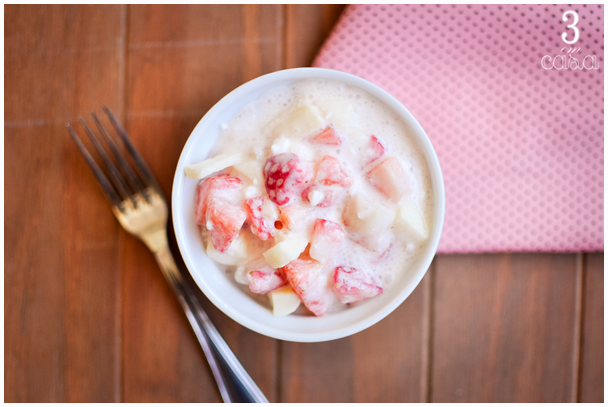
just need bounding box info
[287,140,315,161]
[268,285,301,316]
[313,98,366,140]
[233,160,264,183]
[185,153,246,180]
[308,189,324,206]
[271,137,292,155]
[234,265,249,285]
[342,194,394,237]
[393,198,428,243]
[206,231,251,266]
[272,105,326,139]
[315,98,355,127]
[263,235,309,269]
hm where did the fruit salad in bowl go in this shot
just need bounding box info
[172,68,444,342]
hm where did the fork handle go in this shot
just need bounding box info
[153,245,269,403]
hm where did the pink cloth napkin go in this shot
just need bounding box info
[314,4,604,253]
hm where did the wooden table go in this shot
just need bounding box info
[5,5,603,402]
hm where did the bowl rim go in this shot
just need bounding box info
[172,67,445,342]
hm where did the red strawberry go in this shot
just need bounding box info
[309,126,342,146]
[195,174,243,225]
[301,155,353,207]
[332,266,383,304]
[195,180,212,225]
[364,135,386,166]
[300,185,340,208]
[245,196,277,240]
[365,157,410,202]
[247,267,287,294]
[206,199,247,253]
[283,256,331,316]
[309,219,346,263]
[278,204,315,235]
[314,155,354,188]
[195,174,247,252]
[278,205,303,231]
[264,152,313,206]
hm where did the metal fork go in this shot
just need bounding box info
[67,106,268,403]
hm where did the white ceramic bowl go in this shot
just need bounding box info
[172,68,445,342]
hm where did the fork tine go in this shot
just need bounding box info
[79,116,133,202]
[66,123,122,207]
[90,111,146,194]
[102,105,161,193]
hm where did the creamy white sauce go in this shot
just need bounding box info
[205,78,433,314]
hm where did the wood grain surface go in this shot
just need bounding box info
[5,5,125,402]
[579,253,604,402]
[4,5,603,403]
[432,254,580,402]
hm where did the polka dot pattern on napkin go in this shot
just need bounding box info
[314,4,604,253]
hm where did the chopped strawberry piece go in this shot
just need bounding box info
[364,135,386,166]
[278,205,301,231]
[365,157,410,202]
[310,219,346,263]
[245,196,277,240]
[332,266,383,304]
[277,205,315,236]
[195,174,243,225]
[247,267,287,294]
[264,152,313,206]
[310,126,342,146]
[300,184,340,208]
[195,174,247,252]
[301,155,353,208]
[314,155,354,188]
[283,257,331,316]
[206,199,247,253]
[195,180,212,225]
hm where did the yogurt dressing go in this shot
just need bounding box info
[204,78,433,314]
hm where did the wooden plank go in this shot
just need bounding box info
[280,338,354,403]
[570,253,584,402]
[121,230,216,402]
[579,253,604,402]
[283,5,346,68]
[122,5,282,402]
[431,254,579,402]
[4,5,126,122]
[4,5,124,402]
[127,4,282,114]
[352,271,431,402]
[280,272,431,402]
